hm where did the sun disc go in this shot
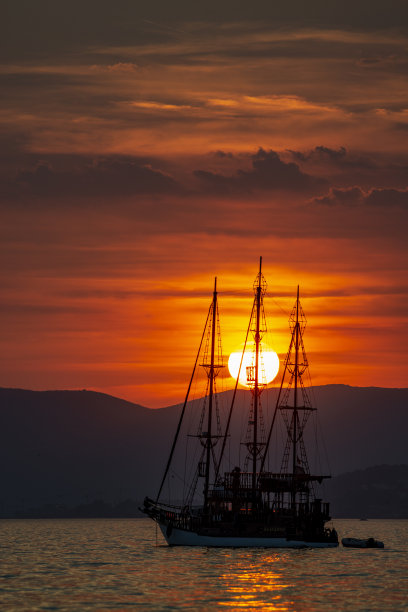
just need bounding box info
[228,345,279,387]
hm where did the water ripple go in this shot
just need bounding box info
[0,519,407,611]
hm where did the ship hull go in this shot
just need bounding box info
[158,522,338,548]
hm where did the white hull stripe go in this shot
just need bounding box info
[159,524,338,548]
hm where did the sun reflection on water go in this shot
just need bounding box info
[218,554,295,611]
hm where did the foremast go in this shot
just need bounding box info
[154,277,224,508]
[194,276,225,514]
[203,277,220,512]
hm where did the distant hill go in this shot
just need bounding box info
[326,464,408,518]
[311,385,408,475]
[0,388,179,512]
[9,465,408,519]
[0,386,407,516]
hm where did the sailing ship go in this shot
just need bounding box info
[142,258,338,547]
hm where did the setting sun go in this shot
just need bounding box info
[228,343,279,388]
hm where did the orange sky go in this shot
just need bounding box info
[1,3,407,406]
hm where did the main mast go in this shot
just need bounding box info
[241,257,269,509]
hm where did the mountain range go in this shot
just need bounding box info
[0,385,407,517]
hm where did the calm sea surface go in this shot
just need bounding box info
[0,518,407,611]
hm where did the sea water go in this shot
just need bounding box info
[0,518,407,611]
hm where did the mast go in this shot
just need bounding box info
[156,278,223,507]
[292,285,300,511]
[252,257,262,502]
[203,277,217,511]
[268,285,324,515]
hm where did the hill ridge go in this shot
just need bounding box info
[1,386,407,515]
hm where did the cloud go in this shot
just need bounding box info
[311,186,408,208]
[4,2,408,63]
[366,188,408,207]
[194,148,325,194]
[214,150,235,159]
[288,146,347,163]
[311,186,365,206]
[285,146,408,190]
[105,63,139,73]
[286,146,378,170]
[12,156,181,199]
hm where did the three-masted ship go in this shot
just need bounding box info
[143,259,338,547]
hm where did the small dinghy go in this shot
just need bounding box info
[342,537,384,548]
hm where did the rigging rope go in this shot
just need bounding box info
[155,306,211,503]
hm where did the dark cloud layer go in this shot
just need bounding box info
[194,148,325,194]
[3,156,180,200]
[2,147,408,208]
[286,146,408,190]
[3,1,408,62]
[311,186,408,208]
[287,146,380,171]
[289,146,348,163]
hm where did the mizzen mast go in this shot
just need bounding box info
[292,285,300,510]
[252,258,262,501]
[278,286,319,513]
